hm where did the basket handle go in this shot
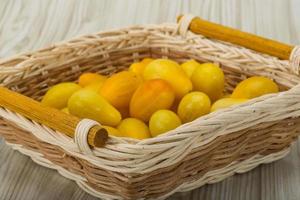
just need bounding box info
[177,15,294,60]
[0,87,108,148]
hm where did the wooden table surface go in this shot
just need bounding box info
[0,0,300,199]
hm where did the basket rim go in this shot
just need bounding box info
[0,23,299,146]
[0,22,300,174]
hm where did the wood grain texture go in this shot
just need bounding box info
[182,16,294,60]
[0,0,300,199]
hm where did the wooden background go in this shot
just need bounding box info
[0,0,300,199]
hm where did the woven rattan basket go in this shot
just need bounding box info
[0,14,300,199]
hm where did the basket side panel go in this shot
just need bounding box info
[0,116,299,199]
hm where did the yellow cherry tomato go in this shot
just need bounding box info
[141,58,154,65]
[149,110,182,137]
[231,76,279,99]
[102,125,123,137]
[78,73,107,87]
[117,118,151,140]
[143,59,192,99]
[41,82,81,109]
[181,59,202,78]
[129,62,145,76]
[211,98,248,112]
[129,58,154,76]
[191,63,225,101]
[177,92,211,123]
[68,90,121,126]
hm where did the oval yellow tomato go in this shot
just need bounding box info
[181,59,202,78]
[78,73,107,87]
[191,63,225,101]
[211,98,248,112]
[177,92,211,123]
[117,118,151,139]
[149,110,181,137]
[143,59,192,99]
[68,90,121,126]
[41,82,81,109]
[231,76,279,99]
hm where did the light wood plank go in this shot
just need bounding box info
[0,0,300,199]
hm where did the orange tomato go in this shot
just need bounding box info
[78,73,107,87]
[100,71,142,108]
[130,79,175,122]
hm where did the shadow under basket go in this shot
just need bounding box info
[0,15,300,199]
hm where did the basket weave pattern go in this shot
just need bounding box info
[0,23,300,199]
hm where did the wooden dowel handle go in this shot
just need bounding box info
[178,15,294,60]
[0,87,108,148]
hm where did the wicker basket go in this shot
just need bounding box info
[0,14,300,199]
